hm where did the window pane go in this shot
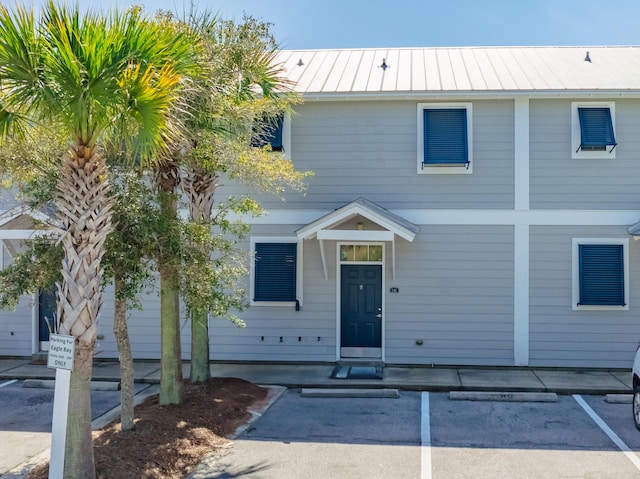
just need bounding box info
[251,115,284,151]
[355,245,369,261]
[369,245,383,262]
[340,245,354,261]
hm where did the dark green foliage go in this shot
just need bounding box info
[103,171,159,308]
[181,196,262,326]
[0,236,62,310]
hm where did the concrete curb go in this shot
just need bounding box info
[22,379,120,391]
[230,385,288,439]
[606,393,633,404]
[449,391,558,402]
[91,384,159,430]
[0,384,159,479]
[185,385,288,479]
[300,388,400,398]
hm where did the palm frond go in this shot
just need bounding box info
[0,104,31,141]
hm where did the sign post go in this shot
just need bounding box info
[47,334,75,479]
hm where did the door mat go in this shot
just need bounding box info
[330,365,384,380]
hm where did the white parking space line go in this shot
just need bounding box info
[574,394,640,471]
[0,379,17,388]
[421,392,432,479]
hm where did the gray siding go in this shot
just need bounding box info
[209,225,515,365]
[212,225,337,362]
[530,99,640,210]
[0,295,32,356]
[6,94,640,369]
[0,246,33,356]
[84,223,338,363]
[386,225,514,365]
[530,226,640,368]
[220,100,515,210]
[97,283,195,360]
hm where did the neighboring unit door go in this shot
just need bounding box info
[340,264,382,358]
[38,286,56,351]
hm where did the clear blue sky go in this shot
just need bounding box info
[24,0,640,49]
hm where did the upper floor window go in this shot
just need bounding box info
[572,102,616,159]
[252,115,284,152]
[417,103,473,174]
[572,238,628,310]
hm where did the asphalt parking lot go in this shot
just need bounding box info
[196,390,640,479]
[0,379,153,477]
[4,380,640,479]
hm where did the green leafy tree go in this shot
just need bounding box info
[178,13,312,382]
[0,236,62,311]
[0,3,196,476]
[103,171,158,431]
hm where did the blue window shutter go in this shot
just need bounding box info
[265,115,284,151]
[423,108,468,165]
[577,107,616,151]
[578,244,625,306]
[254,243,296,301]
[252,115,284,151]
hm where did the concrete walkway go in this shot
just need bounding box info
[0,358,632,394]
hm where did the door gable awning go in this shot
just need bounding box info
[296,197,419,242]
[296,198,419,281]
[0,205,57,245]
[628,220,640,239]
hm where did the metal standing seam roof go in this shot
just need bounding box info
[275,46,640,95]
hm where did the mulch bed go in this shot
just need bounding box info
[25,378,268,479]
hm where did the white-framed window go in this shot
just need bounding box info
[282,114,292,159]
[250,236,302,306]
[572,238,629,311]
[339,243,384,263]
[571,102,617,159]
[417,102,473,174]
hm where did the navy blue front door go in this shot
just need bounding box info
[340,265,382,357]
[38,286,56,344]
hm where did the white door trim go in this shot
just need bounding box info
[335,242,386,362]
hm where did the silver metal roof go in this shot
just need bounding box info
[276,46,640,95]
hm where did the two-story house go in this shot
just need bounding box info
[3,46,640,368]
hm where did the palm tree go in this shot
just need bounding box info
[179,14,309,382]
[153,155,185,404]
[0,3,196,477]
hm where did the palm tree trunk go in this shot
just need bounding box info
[113,277,134,431]
[64,345,95,479]
[56,143,113,479]
[183,168,218,224]
[182,168,218,383]
[190,310,210,382]
[160,259,182,404]
[156,161,183,405]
